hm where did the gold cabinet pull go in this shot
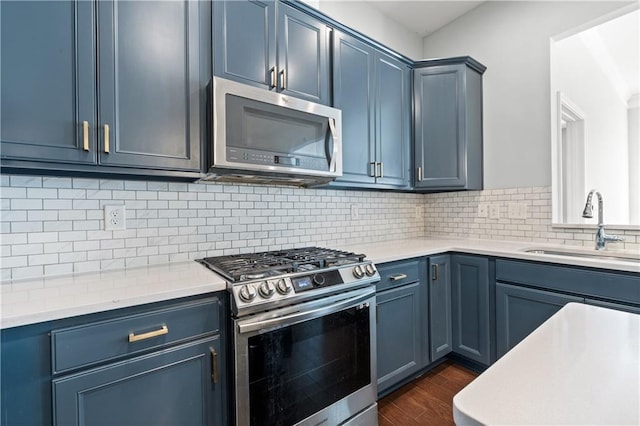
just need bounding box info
[269,66,277,89]
[378,162,384,178]
[104,124,110,153]
[432,264,439,281]
[128,325,168,343]
[82,121,89,151]
[389,273,407,281]
[417,166,423,182]
[210,347,219,383]
[280,68,287,90]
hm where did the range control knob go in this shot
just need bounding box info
[258,281,275,298]
[276,278,293,295]
[353,265,364,279]
[238,284,257,302]
[365,264,376,277]
[313,274,326,286]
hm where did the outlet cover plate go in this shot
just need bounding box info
[477,204,488,218]
[104,205,126,230]
[489,204,501,219]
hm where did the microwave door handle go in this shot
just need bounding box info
[328,118,339,172]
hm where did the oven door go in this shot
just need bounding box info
[234,287,377,426]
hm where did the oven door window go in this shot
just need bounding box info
[247,304,371,426]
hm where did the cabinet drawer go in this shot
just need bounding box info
[52,298,220,374]
[376,259,420,291]
[496,259,640,305]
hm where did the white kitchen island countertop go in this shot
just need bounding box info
[453,303,640,425]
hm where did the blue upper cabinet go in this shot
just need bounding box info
[213,0,275,89]
[1,0,207,177]
[331,31,375,185]
[214,1,330,105]
[277,4,330,104]
[375,53,411,188]
[0,0,96,165]
[331,30,410,189]
[96,0,205,171]
[413,57,486,191]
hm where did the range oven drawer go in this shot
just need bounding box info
[376,259,421,291]
[51,298,219,374]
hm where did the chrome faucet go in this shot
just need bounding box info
[582,189,624,250]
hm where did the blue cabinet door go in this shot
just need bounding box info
[331,30,375,185]
[97,0,205,171]
[213,0,276,89]
[413,59,484,190]
[429,255,452,362]
[53,336,223,426]
[375,53,411,188]
[451,255,491,365]
[496,283,583,358]
[376,282,423,395]
[0,0,96,165]
[277,3,330,104]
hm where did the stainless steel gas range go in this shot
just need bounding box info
[198,247,380,426]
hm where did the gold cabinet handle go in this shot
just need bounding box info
[269,66,277,89]
[82,121,89,151]
[378,162,384,178]
[417,166,423,182]
[432,264,439,281]
[104,124,110,153]
[389,273,407,281]
[280,68,287,90]
[128,325,168,343]
[210,347,219,383]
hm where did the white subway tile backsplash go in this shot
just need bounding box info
[4,175,637,282]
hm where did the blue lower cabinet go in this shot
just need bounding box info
[451,255,491,365]
[53,336,223,426]
[376,282,423,395]
[496,283,583,358]
[428,255,452,362]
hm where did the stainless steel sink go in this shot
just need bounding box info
[523,248,640,263]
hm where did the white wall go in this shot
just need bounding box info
[629,97,640,223]
[552,35,630,224]
[301,0,423,59]
[422,1,630,189]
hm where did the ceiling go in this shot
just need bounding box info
[589,9,639,96]
[366,1,485,37]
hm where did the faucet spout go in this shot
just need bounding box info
[582,190,624,250]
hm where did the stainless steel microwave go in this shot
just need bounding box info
[203,77,342,186]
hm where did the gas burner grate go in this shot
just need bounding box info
[197,247,365,282]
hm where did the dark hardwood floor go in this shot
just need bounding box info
[378,361,479,425]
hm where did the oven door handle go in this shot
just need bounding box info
[237,289,374,334]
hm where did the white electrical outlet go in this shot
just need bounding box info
[104,205,126,230]
[477,204,488,218]
[508,203,527,220]
[489,204,501,219]
[350,204,359,220]
[415,205,423,219]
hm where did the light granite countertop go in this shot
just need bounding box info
[1,238,638,329]
[453,303,640,425]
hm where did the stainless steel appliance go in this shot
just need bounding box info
[202,77,342,187]
[198,247,379,426]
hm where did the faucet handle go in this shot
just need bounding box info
[605,234,625,242]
